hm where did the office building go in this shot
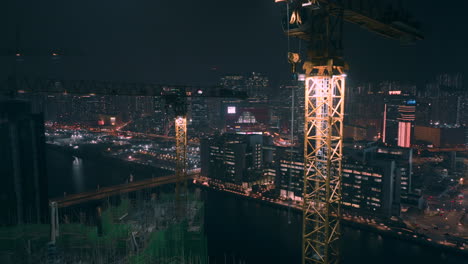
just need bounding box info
[375,146,413,202]
[270,142,403,216]
[345,142,413,203]
[275,146,304,200]
[383,96,416,148]
[342,160,401,217]
[188,96,209,135]
[201,134,263,185]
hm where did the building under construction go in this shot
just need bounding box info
[0,190,207,264]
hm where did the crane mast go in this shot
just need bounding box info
[167,93,189,202]
[175,116,187,199]
[301,4,345,263]
[303,69,345,264]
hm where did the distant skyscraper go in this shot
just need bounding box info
[0,100,48,225]
[220,75,245,93]
[245,72,269,99]
[220,72,269,100]
[435,73,463,94]
[277,80,305,137]
[424,73,465,126]
[383,96,416,148]
[188,96,209,135]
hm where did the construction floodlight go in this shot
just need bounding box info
[302,0,320,10]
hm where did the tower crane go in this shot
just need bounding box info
[274,1,422,263]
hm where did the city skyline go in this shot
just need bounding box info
[1,1,468,263]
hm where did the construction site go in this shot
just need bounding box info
[0,188,207,264]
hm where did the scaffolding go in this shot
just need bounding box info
[128,191,207,264]
[0,191,207,264]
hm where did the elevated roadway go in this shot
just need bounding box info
[50,172,198,208]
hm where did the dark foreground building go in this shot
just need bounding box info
[0,100,48,225]
[201,133,263,185]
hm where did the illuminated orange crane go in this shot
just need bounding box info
[274,1,422,263]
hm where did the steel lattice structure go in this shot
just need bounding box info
[175,116,187,200]
[303,69,345,264]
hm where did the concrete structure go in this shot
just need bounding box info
[0,100,48,225]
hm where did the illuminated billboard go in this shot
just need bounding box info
[227,106,236,114]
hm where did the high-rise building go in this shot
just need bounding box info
[428,73,464,96]
[152,96,167,134]
[375,146,413,202]
[382,96,416,148]
[188,96,209,136]
[0,100,48,225]
[201,134,263,185]
[345,83,384,141]
[245,72,269,100]
[220,75,245,93]
[220,72,270,100]
[275,146,304,200]
[429,96,461,126]
[342,160,401,217]
[269,142,403,216]
[276,80,305,137]
[345,142,413,203]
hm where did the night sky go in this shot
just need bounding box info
[2,0,468,87]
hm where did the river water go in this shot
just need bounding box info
[46,148,466,264]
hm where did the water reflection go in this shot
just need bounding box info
[72,156,85,193]
[47,150,467,264]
